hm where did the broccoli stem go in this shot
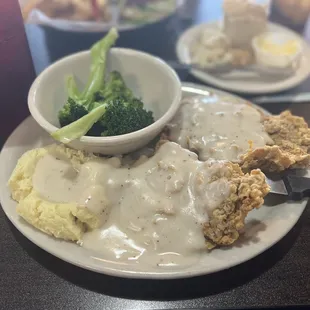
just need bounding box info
[81,28,119,102]
[66,75,80,100]
[52,104,107,143]
[103,71,134,100]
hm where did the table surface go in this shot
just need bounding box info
[0,1,310,309]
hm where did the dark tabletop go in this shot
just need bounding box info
[0,1,310,309]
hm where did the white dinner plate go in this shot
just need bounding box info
[176,22,310,94]
[0,83,307,279]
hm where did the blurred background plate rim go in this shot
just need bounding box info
[176,22,310,95]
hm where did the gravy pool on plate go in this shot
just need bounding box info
[9,141,269,268]
[168,95,273,162]
[32,142,232,267]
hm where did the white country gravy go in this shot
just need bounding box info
[33,142,232,268]
[168,96,273,162]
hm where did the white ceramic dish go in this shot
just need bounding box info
[0,83,307,279]
[176,22,310,94]
[28,48,182,155]
[252,31,303,69]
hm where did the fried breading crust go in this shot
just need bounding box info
[155,140,270,249]
[240,110,310,172]
[203,166,270,249]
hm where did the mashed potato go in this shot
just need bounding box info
[8,145,100,241]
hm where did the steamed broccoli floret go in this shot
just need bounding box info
[103,71,133,100]
[94,71,134,102]
[53,27,155,143]
[101,99,154,136]
[58,28,119,127]
[58,75,88,127]
[58,98,88,127]
[93,71,144,113]
[52,97,154,142]
[128,97,144,109]
[52,104,107,143]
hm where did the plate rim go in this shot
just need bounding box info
[0,83,307,279]
[176,22,310,95]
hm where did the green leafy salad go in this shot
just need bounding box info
[52,28,154,143]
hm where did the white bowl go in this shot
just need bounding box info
[252,31,303,69]
[28,48,182,155]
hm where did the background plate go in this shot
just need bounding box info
[0,83,307,279]
[20,0,184,33]
[177,23,310,95]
